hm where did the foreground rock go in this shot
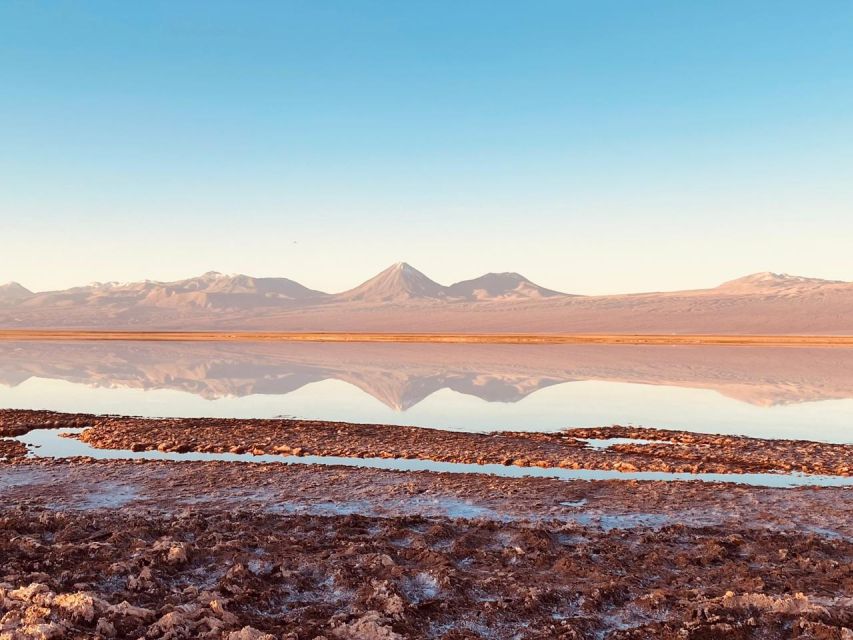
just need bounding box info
[2,410,852,638]
[1,506,851,639]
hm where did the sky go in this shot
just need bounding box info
[1,0,852,295]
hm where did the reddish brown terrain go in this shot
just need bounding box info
[63,413,852,476]
[2,410,852,638]
[1,459,852,638]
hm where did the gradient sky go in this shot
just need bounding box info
[2,1,852,295]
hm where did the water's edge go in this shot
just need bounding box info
[8,429,852,489]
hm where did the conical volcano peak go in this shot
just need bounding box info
[334,262,447,302]
[389,262,424,277]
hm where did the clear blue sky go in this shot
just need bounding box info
[2,1,852,294]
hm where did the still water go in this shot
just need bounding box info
[15,428,852,488]
[0,341,851,443]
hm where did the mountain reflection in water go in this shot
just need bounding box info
[1,341,852,442]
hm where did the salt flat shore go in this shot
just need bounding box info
[1,410,851,639]
[2,330,853,346]
[3,410,849,477]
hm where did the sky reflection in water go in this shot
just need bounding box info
[0,341,851,443]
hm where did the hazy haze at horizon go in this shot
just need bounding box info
[2,1,852,294]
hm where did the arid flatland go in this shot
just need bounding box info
[1,330,853,346]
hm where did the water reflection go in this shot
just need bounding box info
[0,341,852,441]
[13,429,853,489]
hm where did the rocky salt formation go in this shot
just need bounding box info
[2,409,853,638]
[0,412,92,438]
[1,507,851,639]
[0,578,280,639]
[3,409,848,477]
[0,439,26,461]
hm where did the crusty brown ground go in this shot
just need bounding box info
[3,410,848,476]
[0,438,25,460]
[3,458,853,535]
[2,507,851,640]
[1,458,852,639]
[2,410,853,638]
[0,411,89,438]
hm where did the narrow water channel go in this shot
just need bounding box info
[9,429,853,489]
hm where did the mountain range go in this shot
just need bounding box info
[1,263,852,333]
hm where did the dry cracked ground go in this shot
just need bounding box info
[0,410,851,639]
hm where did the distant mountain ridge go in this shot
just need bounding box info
[0,262,569,309]
[716,272,848,294]
[1,264,851,333]
[4,271,327,311]
[447,272,566,301]
[0,282,33,305]
[332,263,566,303]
